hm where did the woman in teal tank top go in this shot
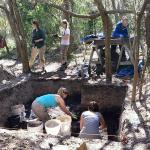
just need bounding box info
[32,87,73,122]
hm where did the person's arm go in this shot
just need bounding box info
[112,23,123,38]
[122,26,129,38]
[62,34,70,40]
[99,114,106,129]
[35,30,45,42]
[56,95,72,117]
[35,39,43,42]
[62,29,70,40]
[80,115,84,130]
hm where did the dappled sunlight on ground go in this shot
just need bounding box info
[120,76,150,149]
[45,62,60,72]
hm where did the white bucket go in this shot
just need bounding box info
[45,119,61,136]
[27,120,43,133]
[57,115,72,136]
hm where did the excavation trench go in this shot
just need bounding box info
[0,75,127,141]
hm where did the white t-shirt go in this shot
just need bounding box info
[79,111,101,139]
[61,28,70,45]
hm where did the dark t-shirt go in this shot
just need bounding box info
[32,28,45,48]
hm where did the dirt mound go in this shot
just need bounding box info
[0,65,15,83]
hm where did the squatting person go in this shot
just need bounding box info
[31,87,73,122]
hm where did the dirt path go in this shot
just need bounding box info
[120,76,150,149]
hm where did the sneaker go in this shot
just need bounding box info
[58,66,65,71]
[43,67,47,73]
[62,62,67,68]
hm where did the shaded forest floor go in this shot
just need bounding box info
[0,46,92,84]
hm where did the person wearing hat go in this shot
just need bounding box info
[111,16,129,62]
[31,87,73,122]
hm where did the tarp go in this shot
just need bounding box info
[80,34,97,43]
[116,59,144,78]
[116,65,134,78]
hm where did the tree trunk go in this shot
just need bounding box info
[7,0,30,73]
[145,8,150,48]
[3,37,9,54]
[0,1,29,72]
[139,7,150,100]
[62,0,71,21]
[111,0,119,23]
[94,0,113,83]
[117,0,126,19]
[145,6,150,71]
[132,0,148,102]
[4,6,21,59]
[11,0,30,73]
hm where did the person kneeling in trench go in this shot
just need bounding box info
[32,87,73,122]
[79,101,106,139]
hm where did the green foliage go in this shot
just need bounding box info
[0,13,10,37]
[71,0,103,44]
[16,0,103,49]
[17,0,61,51]
[0,48,16,59]
[0,0,146,58]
